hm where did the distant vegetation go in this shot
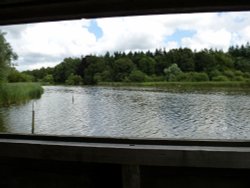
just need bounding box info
[0,31,43,106]
[99,81,250,92]
[24,43,250,86]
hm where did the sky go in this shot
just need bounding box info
[1,11,250,71]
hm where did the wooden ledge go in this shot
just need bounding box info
[0,134,250,169]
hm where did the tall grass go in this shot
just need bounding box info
[0,82,44,106]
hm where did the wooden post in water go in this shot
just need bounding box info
[72,94,74,104]
[32,102,35,134]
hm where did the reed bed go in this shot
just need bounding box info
[0,82,43,106]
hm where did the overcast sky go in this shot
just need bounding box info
[1,11,250,71]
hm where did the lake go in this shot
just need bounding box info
[0,86,250,140]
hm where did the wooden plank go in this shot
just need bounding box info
[0,0,250,25]
[0,0,33,4]
[1,137,250,169]
[1,133,250,147]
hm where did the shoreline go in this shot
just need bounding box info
[95,81,250,93]
[98,81,250,88]
[43,81,250,90]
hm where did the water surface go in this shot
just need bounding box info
[0,86,250,140]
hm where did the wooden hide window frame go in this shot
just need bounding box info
[0,0,250,160]
[0,2,250,188]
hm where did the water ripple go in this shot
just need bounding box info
[0,86,250,140]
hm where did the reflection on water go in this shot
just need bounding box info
[0,86,250,140]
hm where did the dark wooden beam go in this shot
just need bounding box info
[1,134,250,169]
[122,165,141,188]
[0,0,250,25]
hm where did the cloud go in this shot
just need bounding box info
[1,20,97,70]
[95,15,175,53]
[94,12,250,52]
[181,29,232,50]
[20,52,62,65]
[17,20,96,56]
[1,11,250,70]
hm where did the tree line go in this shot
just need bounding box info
[21,43,250,85]
[1,29,249,85]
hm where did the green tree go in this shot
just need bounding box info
[112,57,135,81]
[53,58,81,83]
[194,50,216,72]
[42,74,54,84]
[154,55,171,75]
[23,67,54,82]
[168,48,195,72]
[0,31,18,83]
[235,58,250,73]
[66,73,83,85]
[83,56,105,84]
[164,64,182,81]
[137,56,156,75]
[7,68,34,82]
[99,69,113,82]
[213,51,234,71]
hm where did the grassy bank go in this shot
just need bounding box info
[99,81,250,91]
[0,83,44,106]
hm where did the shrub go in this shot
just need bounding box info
[100,70,113,82]
[8,69,34,82]
[223,70,235,80]
[244,72,250,78]
[164,64,182,81]
[176,72,209,82]
[93,73,102,83]
[66,74,83,85]
[145,75,165,82]
[235,70,244,76]
[42,74,54,84]
[175,72,190,81]
[191,72,209,82]
[212,75,229,81]
[233,76,245,81]
[209,70,222,80]
[128,70,146,82]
